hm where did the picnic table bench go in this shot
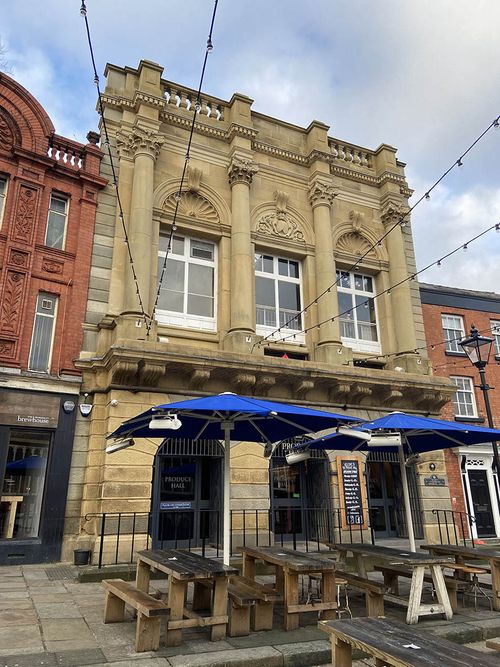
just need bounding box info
[319,617,500,666]
[136,549,238,646]
[331,543,454,624]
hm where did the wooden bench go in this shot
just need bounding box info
[374,564,461,613]
[319,617,500,666]
[102,579,169,652]
[485,639,500,652]
[227,575,281,636]
[309,569,387,617]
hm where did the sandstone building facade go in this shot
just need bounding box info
[67,60,455,562]
[0,73,106,563]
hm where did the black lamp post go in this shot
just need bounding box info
[459,325,500,475]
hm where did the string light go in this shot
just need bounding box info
[437,259,442,267]
[494,118,500,129]
[425,192,431,200]
[457,158,463,167]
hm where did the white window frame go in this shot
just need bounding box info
[491,320,500,357]
[451,375,478,418]
[0,177,7,230]
[337,270,381,354]
[28,293,59,373]
[442,314,465,354]
[45,193,69,250]
[156,234,217,332]
[255,253,305,344]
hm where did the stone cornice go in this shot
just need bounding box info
[227,123,258,142]
[133,91,166,112]
[228,156,258,186]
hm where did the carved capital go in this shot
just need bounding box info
[116,127,165,161]
[228,156,258,186]
[380,199,410,226]
[308,180,336,209]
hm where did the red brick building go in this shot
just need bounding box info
[0,73,106,563]
[420,282,500,540]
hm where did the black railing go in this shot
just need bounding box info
[84,506,373,568]
[432,509,476,547]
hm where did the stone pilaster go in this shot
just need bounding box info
[308,178,346,364]
[223,154,259,353]
[381,199,419,372]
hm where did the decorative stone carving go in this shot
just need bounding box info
[255,375,276,396]
[42,258,64,274]
[227,156,258,186]
[274,190,289,215]
[116,126,165,161]
[0,112,17,152]
[350,383,372,404]
[138,360,165,386]
[256,213,305,243]
[380,199,410,226]
[8,250,29,268]
[0,339,15,358]
[380,388,404,408]
[0,271,25,334]
[294,379,314,399]
[187,166,203,193]
[328,382,351,403]
[336,232,375,258]
[348,209,365,232]
[234,372,256,392]
[163,191,219,223]
[110,360,138,385]
[13,186,37,244]
[190,368,211,390]
[308,180,336,208]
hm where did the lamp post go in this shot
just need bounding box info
[459,325,500,475]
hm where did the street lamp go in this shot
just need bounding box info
[459,325,500,474]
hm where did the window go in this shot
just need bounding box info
[255,253,303,342]
[0,177,7,229]
[451,376,477,418]
[442,314,465,353]
[491,320,500,357]
[336,270,380,353]
[156,234,216,331]
[45,194,68,249]
[28,293,58,372]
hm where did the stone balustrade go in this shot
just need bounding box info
[329,138,372,168]
[162,82,225,121]
[47,134,85,169]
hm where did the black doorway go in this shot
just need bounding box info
[468,469,496,537]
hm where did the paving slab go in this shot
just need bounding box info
[91,660,171,667]
[41,617,95,642]
[24,569,50,581]
[0,598,34,610]
[44,639,100,652]
[87,619,138,646]
[55,648,107,666]
[226,624,323,649]
[36,602,83,619]
[274,639,332,667]
[32,593,75,604]
[102,644,167,662]
[0,623,43,651]
[0,580,28,590]
[0,651,57,666]
[0,590,30,599]
[427,621,482,644]
[168,646,283,667]
[0,608,38,625]
[156,639,234,658]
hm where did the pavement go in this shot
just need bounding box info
[0,563,498,667]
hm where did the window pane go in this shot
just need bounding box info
[158,258,184,313]
[289,261,299,279]
[159,235,184,255]
[363,276,373,292]
[354,274,364,291]
[51,196,66,214]
[188,264,214,298]
[255,253,263,271]
[338,291,353,316]
[256,307,276,327]
[1,430,50,539]
[45,211,66,249]
[29,316,54,371]
[256,276,275,308]
[262,255,274,273]
[187,294,213,317]
[190,239,213,260]
[278,281,300,311]
[337,271,350,289]
[355,295,376,324]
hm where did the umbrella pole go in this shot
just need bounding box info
[222,421,233,566]
[398,440,416,552]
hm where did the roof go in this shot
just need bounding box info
[419,282,500,315]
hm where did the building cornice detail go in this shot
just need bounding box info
[227,123,258,142]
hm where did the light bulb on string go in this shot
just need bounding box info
[207,38,214,52]
[457,158,463,168]
[93,75,99,86]
[496,224,500,233]
[494,118,500,129]
[463,244,468,252]
[425,192,431,201]
[437,259,442,267]
[80,1,87,16]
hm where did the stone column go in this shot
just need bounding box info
[118,127,164,317]
[224,155,258,353]
[381,200,419,370]
[308,179,345,364]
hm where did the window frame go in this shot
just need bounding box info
[336,269,381,354]
[450,375,478,418]
[441,314,466,354]
[0,176,7,230]
[156,233,218,332]
[491,320,500,357]
[44,192,69,250]
[28,292,59,373]
[255,252,305,344]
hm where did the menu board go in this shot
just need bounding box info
[338,458,365,526]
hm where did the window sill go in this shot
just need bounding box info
[454,416,485,424]
[445,351,467,357]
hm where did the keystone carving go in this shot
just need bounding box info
[190,368,211,390]
[187,166,203,193]
[308,180,336,208]
[227,156,258,186]
[116,127,165,161]
[348,209,365,232]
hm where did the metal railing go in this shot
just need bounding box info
[84,506,373,568]
[432,509,476,547]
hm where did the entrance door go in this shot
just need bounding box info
[151,440,223,550]
[367,461,398,538]
[468,469,495,537]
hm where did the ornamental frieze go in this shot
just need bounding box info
[12,186,37,244]
[8,249,29,268]
[256,213,305,243]
[42,258,64,274]
[0,339,15,358]
[0,271,26,334]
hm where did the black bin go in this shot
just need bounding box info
[73,549,91,566]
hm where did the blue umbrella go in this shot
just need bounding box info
[302,411,500,551]
[108,392,359,564]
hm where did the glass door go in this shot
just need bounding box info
[271,456,305,539]
[367,462,397,538]
[0,430,51,540]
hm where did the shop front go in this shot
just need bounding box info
[0,388,77,564]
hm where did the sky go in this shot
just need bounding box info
[2,0,500,292]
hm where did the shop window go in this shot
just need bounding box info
[156,235,216,331]
[442,314,465,354]
[0,430,50,540]
[451,376,478,418]
[0,177,7,229]
[336,270,380,353]
[45,194,68,250]
[28,293,58,373]
[255,253,304,343]
[491,320,500,357]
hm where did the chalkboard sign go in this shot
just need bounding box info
[339,458,364,526]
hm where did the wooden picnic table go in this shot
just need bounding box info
[319,617,500,667]
[421,543,500,611]
[331,543,453,624]
[135,549,238,646]
[238,545,337,631]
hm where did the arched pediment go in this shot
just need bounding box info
[336,231,376,258]
[333,219,388,264]
[252,193,313,247]
[163,190,219,225]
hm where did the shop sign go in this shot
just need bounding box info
[163,475,194,496]
[424,475,446,487]
[338,458,365,526]
[1,391,60,428]
[160,501,192,510]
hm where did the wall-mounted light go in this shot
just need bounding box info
[149,414,183,430]
[285,450,310,465]
[336,425,372,442]
[429,462,436,471]
[79,393,93,417]
[367,433,402,447]
[106,438,135,454]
